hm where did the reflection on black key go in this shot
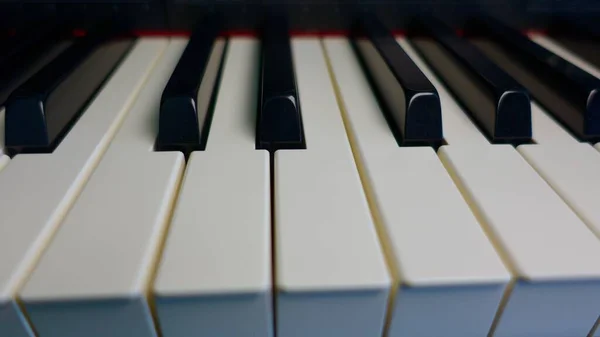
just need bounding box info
[256,16,305,151]
[5,35,134,153]
[467,17,600,140]
[352,14,442,144]
[0,27,68,106]
[409,18,531,143]
[157,16,225,153]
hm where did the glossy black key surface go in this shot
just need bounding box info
[352,14,442,144]
[467,17,600,140]
[0,27,67,106]
[256,16,305,151]
[157,16,224,152]
[409,18,531,143]
[5,34,134,153]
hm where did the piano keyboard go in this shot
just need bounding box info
[0,16,600,337]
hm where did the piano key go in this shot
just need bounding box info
[154,38,273,337]
[401,37,575,147]
[275,38,390,337]
[324,37,510,337]
[530,102,578,145]
[532,34,600,82]
[467,18,600,140]
[517,143,600,239]
[409,18,531,143]
[0,38,167,337]
[0,31,71,106]
[396,38,490,146]
[157,17,224,152]
[5,34,134,152]
[548,19,600,70]
[353,15,443,143]
[0,108,5,155]
[0,155,8,172]
[438,144,600,337]
[535,34,600,149]
[256,17,305,151]
[19,39,185,337]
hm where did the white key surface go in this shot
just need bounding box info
[14,38,179,337]
[438,144,600,337]
[273,38,390,337]
[398,38,490,146]
[324,37,509,337]
[518,143,600,239]
[0,155,8,172]
[0,38,166,337]
[154,38,273,337]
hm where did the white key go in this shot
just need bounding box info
[273,38,390,337]
[438,144,600,337]
[518,143,600,238]
[398,38,490,146]
[18,39,187,337]
[0,39,169,337]
[512,37,600,337]
[0,155,8,172]
[154,38,273,337]
[324,37,509,337]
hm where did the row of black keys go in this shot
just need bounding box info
[3,15,600,156]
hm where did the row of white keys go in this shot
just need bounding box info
[0,38,166,337]
[516,35,600,240]
[153,38,273,337]
[325,37,510,337]
[274,38,390,337]
[403,34,600,336]
[16,38,185,337]
[512,39,600,334]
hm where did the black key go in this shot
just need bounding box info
[5,34,134,153]
[351,14,442,144]
[0,27,68,106]
[466,17,600,140]
[157,16,225,152]
[549,19,600,71]
[256,16,305,151]
[409,18,531,143]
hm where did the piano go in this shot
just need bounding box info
[0,1,599,336]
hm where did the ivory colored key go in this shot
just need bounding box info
[397,38,489,146]
[154,38,273,337]
[0,155,8,171]
[439,145,600,337]
[0,39,167,337]
[324,37,509,337]
[274,38,390,337]
[18,39,186,337]
[530,35,600,336]
[518,143,600,238]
